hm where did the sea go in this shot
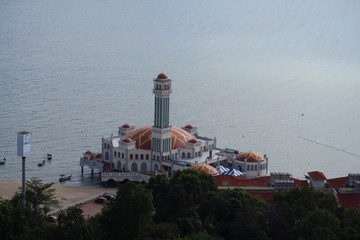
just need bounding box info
[1,0,359,186]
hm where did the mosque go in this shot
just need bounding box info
[80,73,269,183]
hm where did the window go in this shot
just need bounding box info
[255,165,257,171]
[131,163,137,172]
[195,152,198,157]
[157,156,159,161]
[117,161,121,169]
[182,152,185,158]
[187,153,191,158]
[114,151,117,157]
[117,152,120,157]
[135,154,138,159]
[140,154,144,160]
[105,152,109,160]
[130,154,133,159]
[247,165,250,171]
[146,154,149,160]
[141,163,147,172]
[154,164,159,171]
[251,165,254,171]
[122,153,124,158]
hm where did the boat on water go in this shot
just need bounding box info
[46,153,52,161]
[38,159,45,167]
[59,174,72,182]
[0,157,6,165]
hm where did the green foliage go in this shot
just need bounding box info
[340,208,360,240]
[24,177,59,211]
[147,169,217,224]
[146,222,180,240]
[292,208,340,240]
[53,206,91,240]
[99,181,154,240]
[268,187,339,240]
[198,188,268,240]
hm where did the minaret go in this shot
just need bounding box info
[152,73,172,161]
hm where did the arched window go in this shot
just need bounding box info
[146,154,149,160]
[251,165,254,171]
[131,163,137,172]
[130,154,133,159]
[182,152,185,158]
[135,154,138,159]
[187,153,191,158]
[247,165,250,171]
[117,152,120,157]
[117,161,121,169]
[255,165,257,171]
[114,151,117,157]
[141,163,147,172]
[140,154,144,160]
[121,153,124,158]
[105,152,109,160]
[154,164,159,171]
[157,156,159,161]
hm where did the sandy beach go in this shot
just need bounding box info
[0,180,116,207]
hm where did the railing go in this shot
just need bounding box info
[47,192,105,216]
[80,158,104,169]
[101,172,151,182]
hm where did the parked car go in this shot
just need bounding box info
[95,197,106,204]
[103,193,116,200]
[46,215,57,223]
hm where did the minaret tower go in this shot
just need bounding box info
[152,73,172,161]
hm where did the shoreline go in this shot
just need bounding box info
[0,179,116,207]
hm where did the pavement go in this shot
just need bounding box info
[0,180,116,208]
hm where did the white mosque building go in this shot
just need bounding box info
[80,73,268,183]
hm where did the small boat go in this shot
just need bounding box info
[0,157,6,165]
[38,160,45,167]
[46,153,52,161]
[59,174,72,182]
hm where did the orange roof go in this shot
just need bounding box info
[122,138,132,143]
[85,150,94,154]
[327,176,348,188]
[121,123,132,128]
[248,191,277,201]
[190,164,218,176]
[213,175,308,188]
[337,193,360,208]
[123,125,195,150]
[188,138,199,143]
[157,73,168,79]
[184,124,195,129]
[236,152,265,163]
[308,171,327,180]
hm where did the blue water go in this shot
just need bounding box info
[1,0,359,185]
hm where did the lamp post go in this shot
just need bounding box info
[17,131,31,208]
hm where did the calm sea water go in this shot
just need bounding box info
[1,0,359,185]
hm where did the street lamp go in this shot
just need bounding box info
[17,131,32,208]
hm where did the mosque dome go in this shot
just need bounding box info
[236,152,265,163]
[190,164,219,175]
[123,125,195,150]
[122,138,133,143]
[188,138,199,143]
[184,124,196,129]
[121,123,132,128]
[157,73,168,79]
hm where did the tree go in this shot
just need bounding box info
[291,208,340,240]
[53,206,91,240]
[268,187,340,240]
[24,177,58,211]
[98,181,154,240]
[198,188,268,240]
